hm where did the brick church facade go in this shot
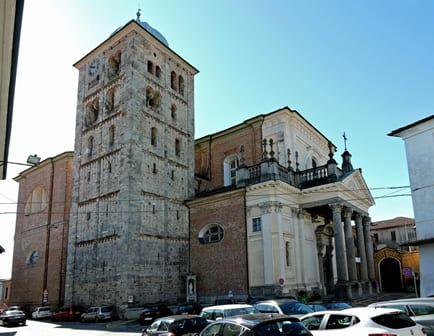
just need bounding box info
[7,15,381,311]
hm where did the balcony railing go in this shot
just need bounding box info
[239,162,340,189]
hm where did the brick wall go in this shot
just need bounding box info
[189,189,248,302]
[10,152,73,311]
[195,119,263,192]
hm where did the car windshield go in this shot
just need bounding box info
[410,304,434,316]
[6,310,24,316]
[178,305,193,312]
[371,312,416,329]
[170,317,208,332]
[255,320,312,336]
[226,306,259,317]
[281,303,313,315]
[324,303,352,309]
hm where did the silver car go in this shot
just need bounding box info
[368,298,434,336]
[80,306,115,323]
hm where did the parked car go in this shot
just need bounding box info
[300,307,426,336]
[322,302,352,310]
[31,306,52,319]
[214,298,234,305]
[368,298,434,336]
[139,304,173,325]
[307,302,352,312]
[307,304,327,312]
[80,306,115,323]
[175,302,203,315]
[52,305,86,321]
[198,313,314,336]
[141,314,210,336]
[200,304,259,321]
[254,299,314,317]
[6,306,21,311]
[0,309,27,327]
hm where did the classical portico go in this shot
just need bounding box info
[239,138,377,299]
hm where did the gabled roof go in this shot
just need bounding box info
[371,216,415,230]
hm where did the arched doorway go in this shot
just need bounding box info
[380,258,402,292]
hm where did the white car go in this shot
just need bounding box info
[368,298,434,336]
[31,306,52,319]
[300,307,426,336]
[200,304,259,320]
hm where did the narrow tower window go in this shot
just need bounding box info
[178,76,184,96]
[171,71,177,91]
[175,139,181,156]
[109,125,115,146]
[147,60,153,74]
[87,136,94,157]
[151,127,157,146]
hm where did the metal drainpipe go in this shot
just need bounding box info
[42,159,55,305]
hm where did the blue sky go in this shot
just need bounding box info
[0,0,432,278]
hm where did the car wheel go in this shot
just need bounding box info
[95,317,100,323]
[80,317,85,323]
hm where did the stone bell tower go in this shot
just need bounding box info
[65,13,198,307]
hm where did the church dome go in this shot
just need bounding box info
[136,20,169,47]
[110,11,169,47]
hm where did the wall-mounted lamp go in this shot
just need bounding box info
[0,154,41,167]
[26,154,41,166]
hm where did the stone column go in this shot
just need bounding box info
[343,207,357,282]
[330,203,348,283]
[260,202,275,285]
[363,216,376,281]
[355,213,368,281]
[315,228,327,296]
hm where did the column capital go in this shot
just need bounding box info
[329,203,343,213]
[363,216,372,226]
[343,207,353,218]
[354,212,363,222]
[259,201,283,214]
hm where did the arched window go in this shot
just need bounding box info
[105,88,114,114]
[85,99,99,126]
[178,76,184,96]
[151,91,161,110]
[147,60,153,74]
[108,52,121,79]
[151,127,157,146]
[109,125,115,146]
[199,224,224,244]
[146,87,153,108]
[312,158,317,168]
[146,87,161,110]
[175,138,181,156]
[87,136,94,156]
[171,71,177,90]
[28,251,39,264]
[171,104,177,119]
[24,186,48,215]
[223,155,239,186]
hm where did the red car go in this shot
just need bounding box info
[52,305,85,321]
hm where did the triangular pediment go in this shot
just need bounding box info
[299,169,375,215]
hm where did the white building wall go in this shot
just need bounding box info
[390,116,434,296]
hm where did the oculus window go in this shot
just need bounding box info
[199,224,224,244]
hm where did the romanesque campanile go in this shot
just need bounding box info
[64,13,198,307]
